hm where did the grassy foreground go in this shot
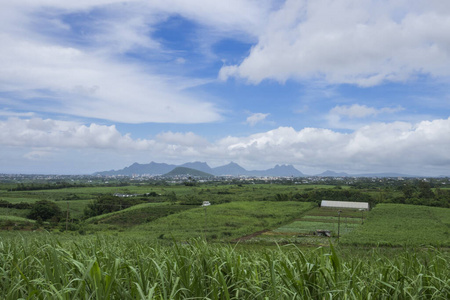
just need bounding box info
[0,234,449,299]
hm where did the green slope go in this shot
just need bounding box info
[85,202,194,227]
[164,167,213,177]
[133,201,315,241]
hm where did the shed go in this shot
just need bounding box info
[320,200,369,210]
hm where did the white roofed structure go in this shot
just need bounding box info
[321,200,369,210]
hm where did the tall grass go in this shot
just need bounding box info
[0,234,448,299]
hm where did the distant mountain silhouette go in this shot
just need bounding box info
[94,162,419,178]
[180,162,213,174]
[317,170,349,177]
[247,164,304,177]
[164,167,213,177]
[94,161,176,176]
[94,161,305,177]
[211,162,248,176]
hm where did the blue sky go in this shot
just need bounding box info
[1,0,450,176]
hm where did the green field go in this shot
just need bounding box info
[132,201,315,241]
[85,202,195,227]
[1,181,450,298]
[341,204,450,246]
[1,183,449,246]
[241,205,450,247]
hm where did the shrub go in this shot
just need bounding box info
[27,200,62,221]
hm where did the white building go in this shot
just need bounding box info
[320,200,369,210]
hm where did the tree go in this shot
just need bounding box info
[83,195,135,218]
[402,184,415,199]
[418,181,435,199]
[27,200,62,221]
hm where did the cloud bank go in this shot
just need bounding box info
[1,117,449,175]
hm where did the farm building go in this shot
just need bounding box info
[320,200,369,210]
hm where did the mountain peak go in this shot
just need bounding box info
[95,161,305,177]
[317,170,349,177]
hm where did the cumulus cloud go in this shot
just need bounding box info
[1,116,450,175]
[212,118,450,174]
[220,0,450,86]
[246,112,270,126]
[0,118,152,150]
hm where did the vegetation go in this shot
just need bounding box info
[165,167,213,177]
[134,201,315,241]
[341,204,450,246]
[1,176,450,298]
[292,188,376,207]
[83,195,143,219]
[27,200,62,221]
[0,235,448,299]
[85,203,194,227]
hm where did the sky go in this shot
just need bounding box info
[1,0,450,176]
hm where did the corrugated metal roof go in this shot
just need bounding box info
[321,200,369,210]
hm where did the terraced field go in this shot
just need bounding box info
[245,205,450,247]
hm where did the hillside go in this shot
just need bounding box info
[164,167,214,177]
[85,203,193,227]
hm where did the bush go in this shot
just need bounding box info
[27,200,62,221]
[83,195,141,218]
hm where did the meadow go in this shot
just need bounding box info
[131,201,315,241]
[341,204,450,247]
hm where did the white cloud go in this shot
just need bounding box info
[156,131,209,147]
[326,104,405,129]
[246,112,270,126]
[0,33,220,123]
[0,118,152,150]
[220,0,450,86]
[331,104,403,119]
[0,0,269,124]
[212,118,450,175]
[1,116,450,175]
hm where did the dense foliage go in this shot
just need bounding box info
[26,200,62,221]
[11,182,88,191]
[0,200,32,209]
[391,182,450,208]
[83,195,144,219]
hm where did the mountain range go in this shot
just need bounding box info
[94,161,420,178]
[95,161,304,177]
